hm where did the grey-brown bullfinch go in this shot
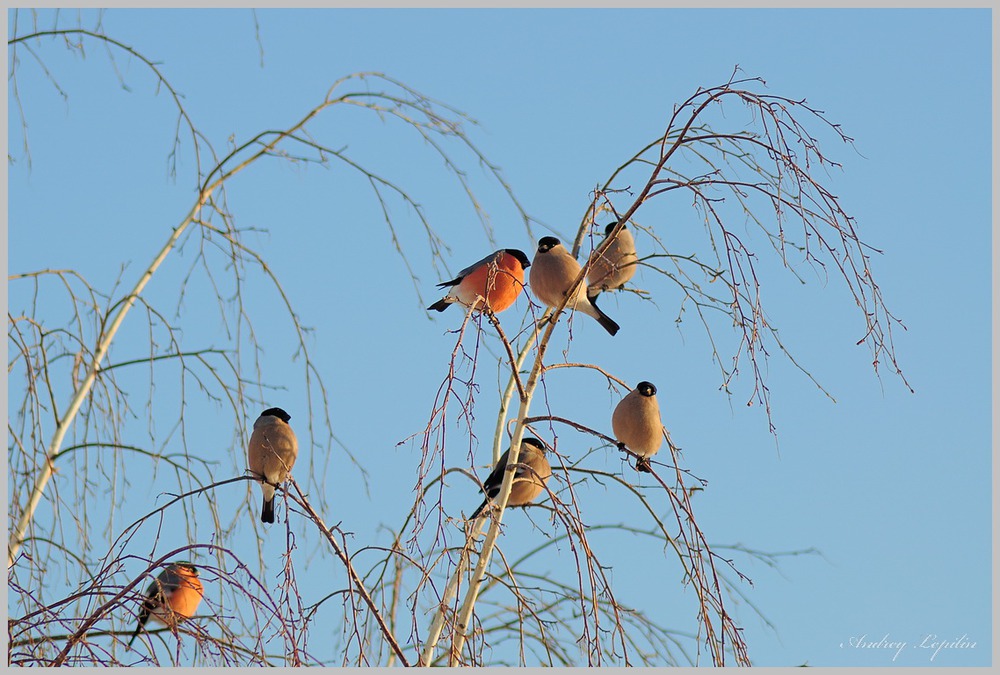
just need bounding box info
[529,236,620,336]
[587,221,638,296]
[612,381,663,473]
[470,437,552,519]
[428,248,531,314]
[127,561,204,648]
[247,407,299,524]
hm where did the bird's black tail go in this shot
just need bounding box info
[588,294,620,336]
[469,498,490,520]
[261,495,275,524]
[427,298,452,312]
[127,609,149,648]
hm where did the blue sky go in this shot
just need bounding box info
[6,8,992,667]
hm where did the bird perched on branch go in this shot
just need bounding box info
[529,236,620,336]
[470,437,552,519]
[127,561,204,648]
[247,407,299,524]
[427,248,531,315]
[587,220,638,296]
[612,381,663,473]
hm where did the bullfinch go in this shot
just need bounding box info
[470,437,552,519]
[247,407,299,524]
[587,221,638,296]
[529,237,620,336]
[612,381,663,473]
[428,249,531,315]
[127,561,204,648]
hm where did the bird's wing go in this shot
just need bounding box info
[437,251,500,288]
[480,450,510,498]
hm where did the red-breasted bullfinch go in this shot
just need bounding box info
[529,236,620,335]
[428,249,531,314]
[587,221,638,296]
[470,437,552,519]
[612,381,663,473]
[247,407,299,524]
[127,561,204,648]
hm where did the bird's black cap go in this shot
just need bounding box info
[637,381,657,397]
[260,407,291,423]
[503,248,531,268]
[521,436,546,452]
[537,236,561,252]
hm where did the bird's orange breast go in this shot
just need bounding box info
[155,572,204,624]
[461,253,526,313]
